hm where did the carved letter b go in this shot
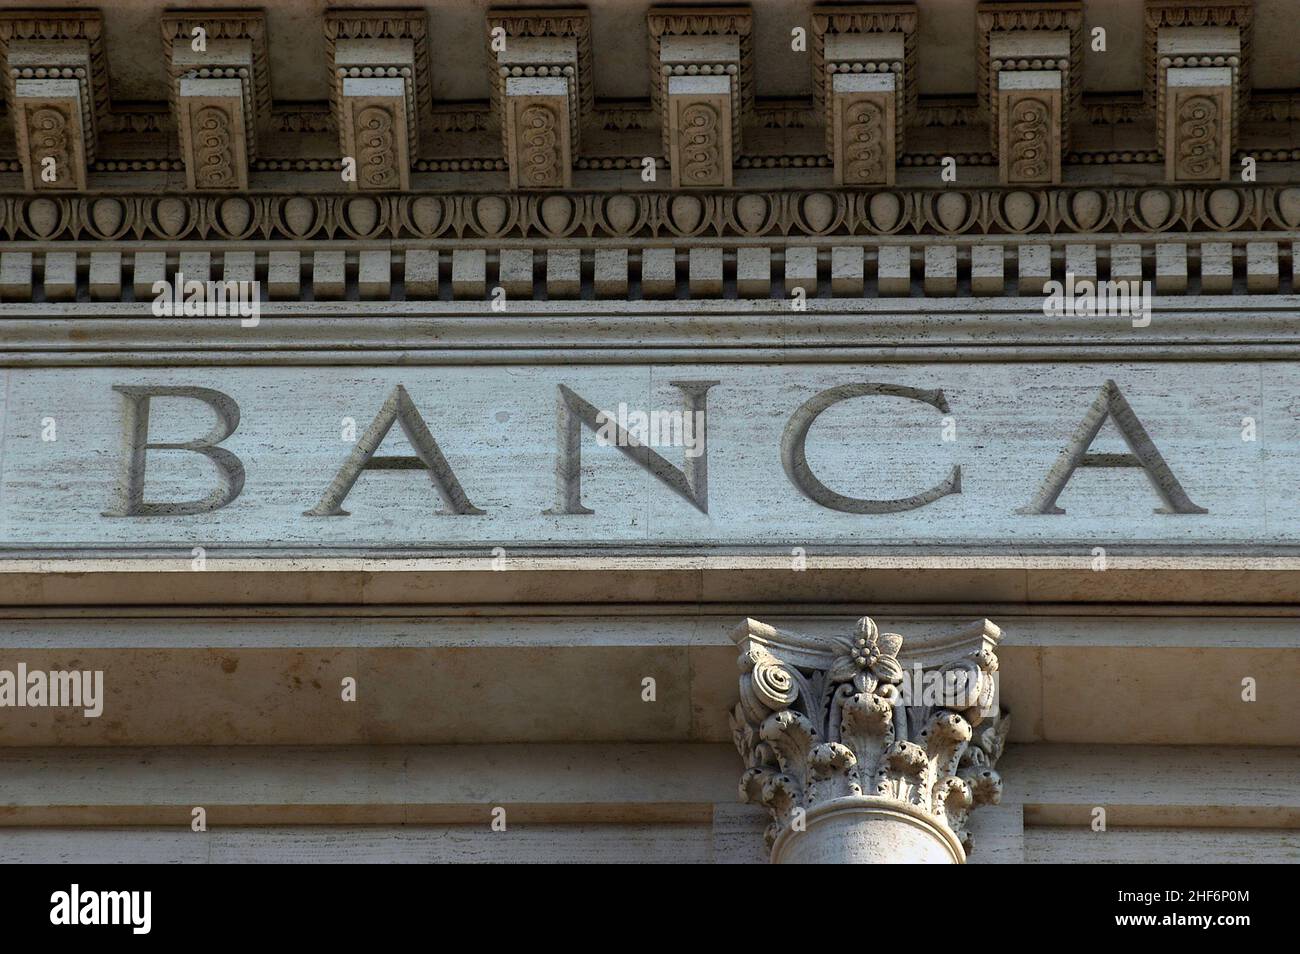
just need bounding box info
[102,386,245,517]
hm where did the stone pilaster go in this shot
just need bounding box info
[162,12,270,192]
[729,616,1008,864]
[812,4,915,187]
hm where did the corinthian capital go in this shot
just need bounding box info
[729,616,1008,864]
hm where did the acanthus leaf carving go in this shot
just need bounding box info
[729,615,1007,861]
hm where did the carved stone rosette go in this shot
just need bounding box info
[728,616,1008,864]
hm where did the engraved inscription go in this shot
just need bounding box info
[1019,379,1207,515]
[544,381,719,515]
[102,386,245,517]
[781,384,962,514]
[306,385,484,517]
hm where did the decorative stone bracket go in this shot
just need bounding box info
[487,8,590,190]
[325,10,434,192]
[728,615,1008,864]
[1155,28,1240,182]
[977,2,1082,186]
[812,3,916,187]
[649,6,752,189]
[162,12,271,192]
[0,9,108,193]
[1144,1,1253,182]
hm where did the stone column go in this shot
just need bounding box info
[728,616,1008,864]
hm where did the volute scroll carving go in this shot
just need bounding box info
[729,615,1008,863]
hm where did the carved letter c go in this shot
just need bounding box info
[781,383,961,514]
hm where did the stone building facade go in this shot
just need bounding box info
[0,0,1297,864]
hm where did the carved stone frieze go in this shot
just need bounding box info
[729,616,1007,863]
[2,184,1297,245]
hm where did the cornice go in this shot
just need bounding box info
[3,3,1294,194]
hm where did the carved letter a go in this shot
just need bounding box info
[1020,380,1207,515]
[305,385,484,517]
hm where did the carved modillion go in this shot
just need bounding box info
[1154,23,1241,181]
[6,40,97,191]
[812,4,916,186]
[487,9,587,190]
[977,2,1081,185]
[335,38,417,192]
[650,7,750,189]
[161,12,270,191]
